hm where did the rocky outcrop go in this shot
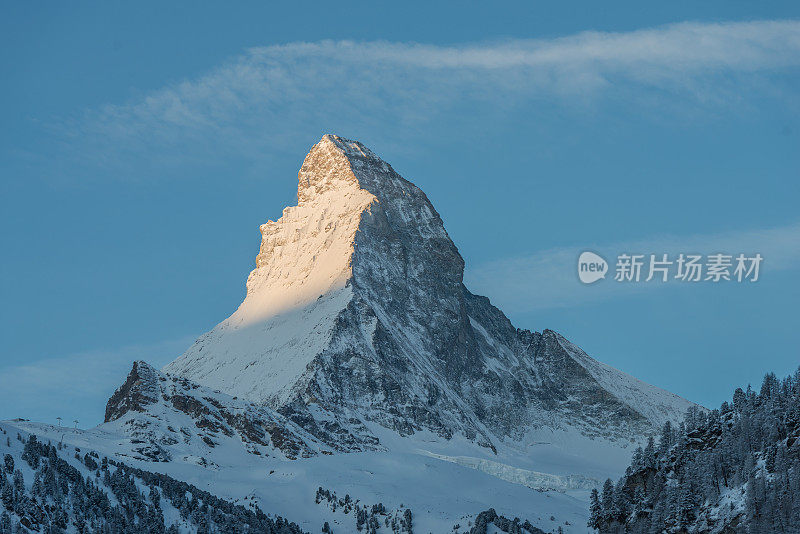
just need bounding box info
[105,360,160,423]
[104,361,337,461]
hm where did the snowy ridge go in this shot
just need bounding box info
[554,333,696,429]
[103,360,334,462]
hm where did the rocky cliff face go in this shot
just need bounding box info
[164,135,695,453]
[103,361,330,462]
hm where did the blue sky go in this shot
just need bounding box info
[1,1,799,427]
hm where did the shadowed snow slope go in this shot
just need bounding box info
[165,134,697,456]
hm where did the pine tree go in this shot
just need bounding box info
[632,487,646,515]
[643,437,655,469]
[1,482,11,509]
[402,508,413,533]
[2,456,11,475]
[658,421,673,457]
[601,478,615,523]
[612,480,629,522]
[588,488,602,529]
[11,470,23,495]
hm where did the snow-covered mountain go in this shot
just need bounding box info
[165,134,694,455]
[1,135,704,533]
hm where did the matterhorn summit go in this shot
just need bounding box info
[2,135,704,533]
[164,134,694,454]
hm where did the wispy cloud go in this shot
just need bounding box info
[464,222,800,312]
[59,19,800,175]
[0,336,196,427]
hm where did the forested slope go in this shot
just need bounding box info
[590,368,800,533]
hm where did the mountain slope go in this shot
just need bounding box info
[0,422,308,533]
[2,415,595,533]
[164,134,695,453]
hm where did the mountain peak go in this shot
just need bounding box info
[165,137,695,454]
[319,134,378,160]
[297,134,386,204]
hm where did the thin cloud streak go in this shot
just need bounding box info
[464,222,800,312]
[258,20,800,70]
[59,19,800,176]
